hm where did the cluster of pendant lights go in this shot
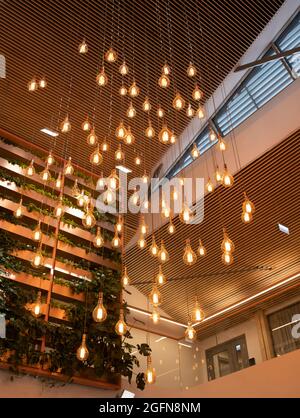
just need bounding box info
[27,76,47,92]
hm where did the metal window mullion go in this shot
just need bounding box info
[271,42,297,80]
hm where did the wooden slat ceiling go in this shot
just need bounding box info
[126,130,300,325]
[0,0,284,180]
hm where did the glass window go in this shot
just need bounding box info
[276,12,300,77]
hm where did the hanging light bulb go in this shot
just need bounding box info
[60,115,71,133]
[215,166,223,183]
[108,169,120,191]
[90,146,103,166]
[142,97,151,112]
[206,178,214,193]
[119,60,129,75]
[131,190,140,206]
[157,106,164,118]
[158,240,169,263]
[145,122,155,139]
[149,284,162,306]
[96,67,108,86]
[172,93,185,111]
[198,239,207,257]
[77,190,86,207]
[112,231,121,248]
[128,81,140,97]
[222,164,234,188]
[187,62,197,78]
[183,239,197,266]
[209,129,217,142]
[170,132,177,144]
[172,188,178,201]
[82,205,96,229]
[119,84,127,96]
[115,309,127,336]
[104,188,115,205]
[115,216,123,233]
[192,85,202,101]
[55,172,62,189]
[86,128,98,146]
[126,101,136,118]
[82,116,91,132]
[242,192,255,214]
[115,121,127,139]
[179,177,185,187]
[162,63,171,75]
[149,235,159,257]
[156,265,166,285]
[221,229,235,253]
[32,220,42,242]
[122,266,130,286]
[105,47,118,62]
[92,292,107,322]
[93,227,104,248]
[158,125,171,144]
[40,165,51,182]
[192,297,205,322]
[196,105,205,119]
[39,76,47,89]
[70,180,80,199]
[54,196,64,218]
[241,211,253,224]
[185,322,196,341]
[191,143,200,159]
[25,159,35,176]
[137,234,146,249]
[14,198,23,219]
[64,157,74,176]
[78,39,88,54]
[158,74,170,89]
[218,138,227,152]
[222,251,234,266]
[76,334,89,361]
[142,171,149,184]
[151,306,160,324]
[145,356,156,384]
[161,192,166,210]
[162,206,171,219]
[32,290,43,317]
[139,216,148,235]
[124,127,135,145]
[143,199,150,210]
[179,203,193,224]
[28,77,38,92]
[168,218,175,234]
[101,139,109,152]
[135,155,142,166]
[98,174,106,190]
[186,103,195,118]
[115,145,124,161]
[31,245,44,268]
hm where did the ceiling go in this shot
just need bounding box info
[0,0,284,179]
[126,129,300,325]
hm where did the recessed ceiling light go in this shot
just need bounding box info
[40,128,59,137]
[116,165,132,174]
[278,223,289,234]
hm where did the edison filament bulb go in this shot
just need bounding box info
[115,145,124,161]
[156,265,166,285]
[242,192,255,214]
[138,234,146,249]
[115,121,127,139]
[60,115,71,133]
[78,39,88,54]
[158,74,170,89]
[112,231,121,248]
[82,116,91,132]
[108,169,120,191]
[192,299,205,323]
[170,132,176,144]
[186,103,195,118]
[140,217,148,235]
[221,229,235,253]
[145,122,155,139]
[142,171,149,184]
[157,106,164,118]
[76,334,89,361]
[25,159,35,176]
[135,155,141,166]
[126,102,136,118]
[192,85,202,101]
[151,306,160,324]
[93,227,104,248]
[39,76,47,89]
[168,219,175,234]
[191,143,200,159]
[179,203,193,224]
[172,93,185,110]
[196,105,205,119]
[32,220,42,242]
[105,47,118,63]
[119,84,127,96]
[115,309,127,336]
[115,216,123,233]
[119,61,129,76]
[145,356,156,384]
[90,146,103,166]
[149,284,162,306]
[185,322,196,341]
[124,127,135,145]
[128,81,140,97]
[122,267,130,286]
[82,206,96,229]
[92,292,107,322]
[31,246,44,268]
[143,97,151,112]
[215,166,223,183]
[158,240,169,263]
[32,291,42,317]
[241,211,253,224]
[222,251,234,265]
[54,196,64,218]
[101,139,109,152]
[104,189,115,205]
[28,77,38,92]
[55,172,62,189]
[183,239,197,266]
[158,125,171,144]
[218,138,227,152]
[162,63,171,75]
[149,235,159,257]
[209,129,217,142]
[206,178,214,193]
[86,128,98,146]
[198,239,207,257]
[41,165,51,182]
[96,67,108,86]
[14,198,23,219]
[222,164,234,188]
[77,190,86,207]
[64,157,74,175]
[187,63,197,78]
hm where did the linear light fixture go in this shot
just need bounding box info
[116,165,132,174]
[155,336,167,343]
[40,128,59,137]
[178,342,192,348]
[272,318,300,332]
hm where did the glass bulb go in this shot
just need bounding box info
[119,61,129,75]
[149,236,159,257]
[191,143,200,159]
[82,117,91,132]
[115,216,123,233]
[221,229,235,253]
[104,189,115,205]
[39,77,47,89]
[60,116,71,133]
[131,191,139,206]
[145,122,155,139]
[78,39,88,54]
[32,291,42,317]
[142,97,151,112]
[179,203,193,224]
[115,121,127,139]
[162,206,170,219]
[122,266,130,286]
[196,105,205,119]
[192,300,205,322]
[92,292,107,322]
[76,334,89,361]
[140,217,148,235]
[192,85,202,101]
[64,157,74,175]
[241,211,253,224]
[124,127,135,145]
[170,132,176,144]
[168,220,175,234]
[54,197,64,218]
[25,160,35,176]
[158,74,170,88]
[145,359,156,384]
[96,67,108,86]
[101,140,109,152]
[93,227,104,248]
[14,198,23,219]
[98,174,106,190]
[28,77,38,92]
[135,155,141,166]
[222,165,234,188]
[242,193,255,214]
[151,307,160,324]
[108,169,120,190]
[209,129,217,142]
[206,178,214,193]
[119,84,127,96]
[40,165,51,182]
[71,180,80,198]
[215,166,223,183]
[162,63,171,75]
[222,251,234,265]
[112,232,121,248]
[128,81,140,97]
[86,128,98,146]
[198,239,207,257]
[156,265,166,285]
[115,145,124,161]
[186,103,195,118]
[32,221,42,242]
[149,284,162,306]
[187,63,197,78]
[126,102,136,118]
[172,93,185,110]
[138,234,146,249]
[158,240,169,263]
[143,199,149,210]
[218,138,227,151]
[31,248,44,268]
[55,172,62,189]
[158,125,171,144]
[172,188,178,201]
[185,322,196,341]
[82,207,96,229]
[183,239,197,266]
[77,190,86,207]
[90,146,103,166]
[157,107,164,118]
[46,152,54,167]
[115,310,127,336]
[142,171,149,184]
[105,47,118,63]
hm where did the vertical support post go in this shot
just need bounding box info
[255,310,274,361]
